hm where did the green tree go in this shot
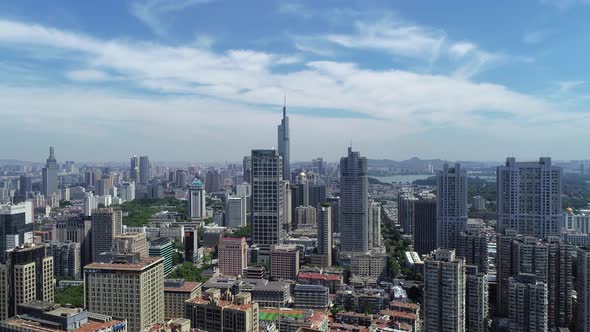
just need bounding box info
[54,286,84,307]
[167,262,205,282]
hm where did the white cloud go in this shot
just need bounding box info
[66,69,112,81]
[448,42,477,58]
[558,80,584,92]
[130,0,212,36]
[277,2,312,18]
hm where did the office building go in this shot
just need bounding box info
[18,175,32,198]
[277,99,290,181]
[315,205,332,267]
[270,244,299,280]
[293,284,329,309]
[308,183,327,208]
[113,232,148,257]
[0,201,33,263]
[120,181,136,202]
[130,155,140,183]
[465,265,488,332]
[188,179,206,220]
[577,247,590,332]
[251,149,284,249]
[340,147,369,253]
[218,237,247,277]
[0,243,54,320]
[205,170,222,193]
[436,163,467,250]
[497,157,562,238]
[243,156,252,183]
[282,180,292,232]
[163,279,201,319]
[185,290,259,332]
[368,201,382,249]
[295,206,316,228]
[139,155,150,185]
[91,208,122,262]
[45,241,80,280]
[326,197,340,233]
[42,147,59,196]
[95,176,112,197]
[55,217,92,267]
[398,192,417,235]
[423,249,465,332]
[184,229,198,264]
[149,238,173,276]
[84,254,164,332]
[509,273,548,332]
[175,170,188,188]
[458,229,488,273]
[312,157,325,175]
[225,196,246,228]
[414,193,437,256]
[0,301,127,332]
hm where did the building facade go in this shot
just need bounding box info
[218,237,248,277]
[45,241,80,280]
[163,279,201,319]
[91,208,123,262]
[277,101,290,181]
[509,273,548,332]
[340,148,368,253]
[188,179,206,220]
[0,201,34,263]
[42,147,58,196]
[436,163,467,251]
[270,244,300,280]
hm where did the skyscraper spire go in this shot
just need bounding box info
[283,93,286,118]
[278,95,290,181]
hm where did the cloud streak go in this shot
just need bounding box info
[130,0,212,36]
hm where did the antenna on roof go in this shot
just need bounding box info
[283,92,287,118]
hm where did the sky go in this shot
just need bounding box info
[0,0,589,163]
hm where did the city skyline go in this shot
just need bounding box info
[1,1,590,161]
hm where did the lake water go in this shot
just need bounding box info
[372,175,433,183]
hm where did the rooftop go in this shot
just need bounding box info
[164,281,201,293]
[84,256,162,271]
[298,272,341,282]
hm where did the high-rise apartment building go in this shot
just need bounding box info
[497,157,562,238]
[251,149,284,249]
[340,147,368,253]
[218,237,248,277]
[225,196,246,228]
[458,229,488,273]
[277,100,290,181]
[42,147,58,196]
[0,243,54,320]
[45,241,80,280]
[398,192,417,235]
[91,208,122,262]
[55,216,92,267]
[577,246,590,332]
[130,155,140,183]
[314,205,332,267]
[368,201,382,249]
[0,201,33,263]
[139,155,150,185]
[270,244,300,280]
[509,273,548,332]
[120,181,136,202]
[295,206,316,228]
[414,193,437,256]
[85,254,164,332]
[113,232,148,257]
[205,170,222,193]
[423,249,465,332]
[465,265,488,332]
[436,163,467,250]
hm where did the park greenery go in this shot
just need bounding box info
[117,197,186,226]
[167,262,206,282]
[54,285,84,307]
[226,225,251,238]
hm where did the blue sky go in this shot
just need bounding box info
[0,0,589,162]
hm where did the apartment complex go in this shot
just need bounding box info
[185,289,259,332]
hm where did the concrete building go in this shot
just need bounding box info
[436,163,467,251]
[163,279,201,319]
[130,155,140,183]
[205,169,222,193]
[188,179,206,220]
[18,175,32,198]
[340,147,368,254]
[0,301,127,332]
[184,229,198,264]
[397,192,417,235]
[295,206,316,228]
[577,246,590,332]
[218,237,248,277]
[84,254,164,332]
[185,289,259,332]
[509,273,548,332]
[55,217,92,267]
[45,241,80,280]
[458,229,488,273]
[42,147,59,196]
[314,205,332,267]
[423,249,465,332]
[139,155,150,185]
[497,157,562,238]
[120,181,136,202]
[175,170,188,188]
[113,232,149,257]
[270,244,300,280]
[293,284,329,309]
[465,265,488,332]
[0,201,34,263]
[225,196,246,228]
[368,201,382,249]
[282,180,292,232]
[149,238,173,276]
[472,196,486,211]
[0,243,54,320]
[251,149,285,250]
[91,208,122,262]
[414,193,437,256]
[242,156,252,184]
[349,252,388,282]
[277,99,290,181]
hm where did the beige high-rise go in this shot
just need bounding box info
[270,244,299,280]
[113,232,148,257]
[218,237,247,277]
[84,255,164,332]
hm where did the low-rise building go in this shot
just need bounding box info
[163,279,201,319]
[185,289,259,332]
[293,284,329,309]
[297,272,343,294]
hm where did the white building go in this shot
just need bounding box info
[188,179,206,220]
[84,192,97,217]
[120,182,136,202]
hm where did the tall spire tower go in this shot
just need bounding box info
[278,95,290,181]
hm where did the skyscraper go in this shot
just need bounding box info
[414,193,437,256]
[188,179,206,220]
[46,241,80,280]
[314,204,332,267]
[423,248,465,332]
[90,208,122,262]
[577,246,590,332]
[458,229,489,273]
[18,175,32,198]
[42,146,58,196]
[218,237,248,277]
[368,201,382,249]
[130,155,140,183]
[139,155,150,185]
[205,169,222,193]
[225,196,246,228]
[436,163,467,250]
[465,265,489,332]
[243,156,252,183]
[497,157,562,238]
[509,273,548,332]
[277,99,290,181]
[398,192,418,235]
[340,147,368,253]
[55,216,92,267]
[0,201,33,263]
[251,149,284,249]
